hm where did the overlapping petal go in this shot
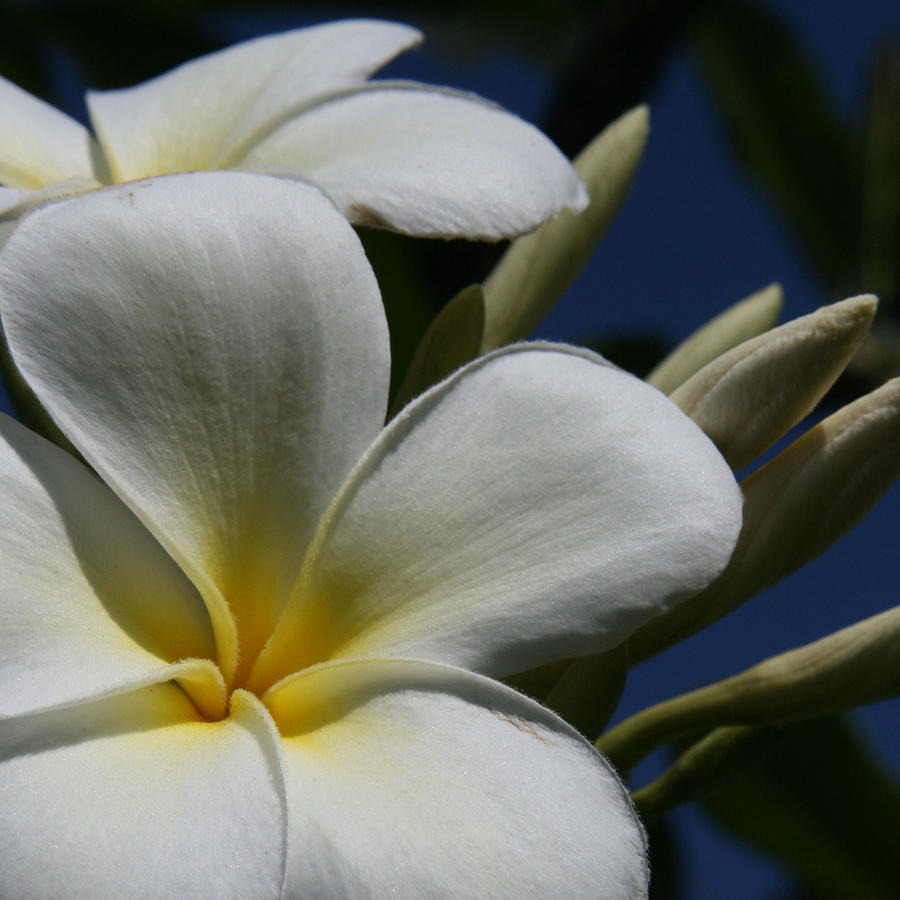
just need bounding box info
[1,179,102,247]
[241,83,589,238]
[0,186,30,216]
[0,168,744,897]
[0,412,218,718]
[266,657,648,898]
[87,20,422,180]
[2,20,585,240]
[0,75,102,189]
[0,173,390,685]
[0,685,286,898]
[251,345,742,692]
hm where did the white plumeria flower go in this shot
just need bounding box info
[0,18,586,242]
[0,173,741,898]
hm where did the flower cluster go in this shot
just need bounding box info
[0,19,585,241]
[1,16,895,900]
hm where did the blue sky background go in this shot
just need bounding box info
[1,1,897,895]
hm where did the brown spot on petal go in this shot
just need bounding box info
[488,707,551,744]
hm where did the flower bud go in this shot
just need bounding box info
[671,295,877,470]
[629,377,900,662]
[604,604,900,774]
[647,283,782,395]
[481,106,649,350]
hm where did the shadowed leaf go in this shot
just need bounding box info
[701,715,900,900]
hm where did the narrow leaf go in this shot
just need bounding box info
[702,716,900,900]
[692,0,858,289]
[389,284,484,416]
[481,105,649,350]
[632,724,785,823]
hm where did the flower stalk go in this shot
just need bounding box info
[599,604,900,775]
[631,724,786,823]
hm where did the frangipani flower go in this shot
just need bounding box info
[0,18,586,242]
[0,173,741,897]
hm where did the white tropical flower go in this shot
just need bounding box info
[0,19,586,242]
[0,173,741,898]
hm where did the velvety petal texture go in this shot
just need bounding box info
[268,658,648,898]
[0,173,742,897]
[87,20,422,180]
[1,19,585,240]
[0,413,215,718]
[0,173,389,684]
[242,83,589,238]
[251,345,743,690]
[0,75,102,188]
[0,686,286,899]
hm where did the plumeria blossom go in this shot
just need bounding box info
[0,18,586,242]
[0,173,741,898]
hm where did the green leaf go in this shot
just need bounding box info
[543,644,629,740]
[356,228,436,404]
[860,43,900,313]
[701,715,900,900]
[633,724,786,824]
[646,818,685,900]
[691,0,858,291]
[389,284,484,416]
[481,105,650,350]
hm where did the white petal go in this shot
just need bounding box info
[0,187,29,244]
[0,172,390,685]
[0,413,217,718]
[0,684,286,899]
[241,83,588,238]
[267,657,648,899]
[0,74,103,188]
[0,177,105,246]
[0,186,30,214]
[87,20,421,180]
[251,345,742,691]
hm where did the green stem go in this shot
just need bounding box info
[631,724,784,824]
[598,604,900,776]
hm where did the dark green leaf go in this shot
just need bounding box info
[389,283,484,417]
[860,43,900,314]
[544,644,629,740]
[700,714,900,900]
[692,0,859,292]
[647,817,685,900]
[356,228,436,404]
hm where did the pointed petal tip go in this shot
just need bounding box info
[86,19,426,181]
[831,292,878,320]
[625,102,651,132]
